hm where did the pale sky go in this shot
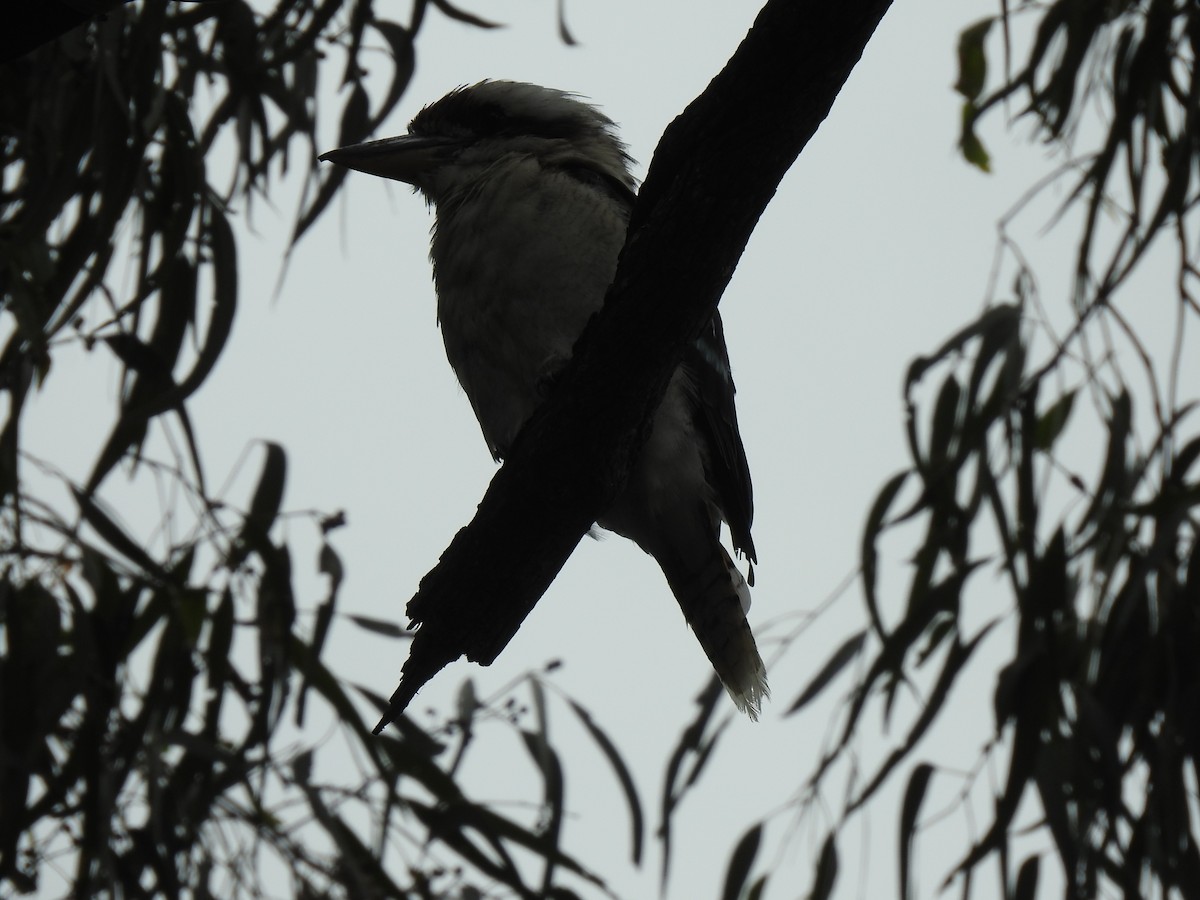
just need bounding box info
[23,0,1196,896]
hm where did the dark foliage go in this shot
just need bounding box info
[684,1,1200,897]
[0,2,640,897]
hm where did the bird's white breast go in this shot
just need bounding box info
[431,155,630,454]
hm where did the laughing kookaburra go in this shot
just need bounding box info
[320,81,768,718]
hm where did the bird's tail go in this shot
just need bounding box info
[661,543,769,720]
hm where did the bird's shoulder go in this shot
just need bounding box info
[553,161,637,212]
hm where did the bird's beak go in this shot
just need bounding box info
[318,134,459,186]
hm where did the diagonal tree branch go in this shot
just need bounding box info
[376,0,895,732]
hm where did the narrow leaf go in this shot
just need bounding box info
[246,441,287,532]
[955,18,993,100]
[905,306,1019,395]
[928,374,963,471]
[862,471,910,638]
[960,104,992,172]
[409,800,524,889]
[201,588,234,740]
[337,82,370,150]
[556,0,577,45]
[345,613,411,639]
[787,630,867,714]
[175,203,237,401]
[73,488,167,581]
[520,726,565,895]
[288,637,399,786]
[431,0,501,28]
[660,677,723,889]
[1034,389,1077,451]
[568,698,645,865]
[965,301,1021,414]
[1013,856,1039,900]
[900,763,934,900]
[807,833,838,900]
[304,791,410,895]
[722,823,763,900]
[297,542,345,725]
[312,544,343,653]
[850,622,995,813]
[372,21,416,116]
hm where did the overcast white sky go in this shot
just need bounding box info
[22,0,1198,896]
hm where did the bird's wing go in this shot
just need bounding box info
[553,162,756,562]
[682,312,756,562]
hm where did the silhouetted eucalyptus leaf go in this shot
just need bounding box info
[806,833,838,900]
[955,18,993,101]
[787,630,867,715]
[73,488,168,580]
[567,698,644,865]
[345,614,411,639]
[431,0,501,29]
[928,374,963,472]
[1034,388,1077,451]
[861,471,909,638]
[1013,856,1039,900]
[660,677,723,889]
[900,763,933,900]
[721,822,762,900]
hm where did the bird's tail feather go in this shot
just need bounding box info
[662,544,768,720]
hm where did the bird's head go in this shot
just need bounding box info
[319,81,636,205]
